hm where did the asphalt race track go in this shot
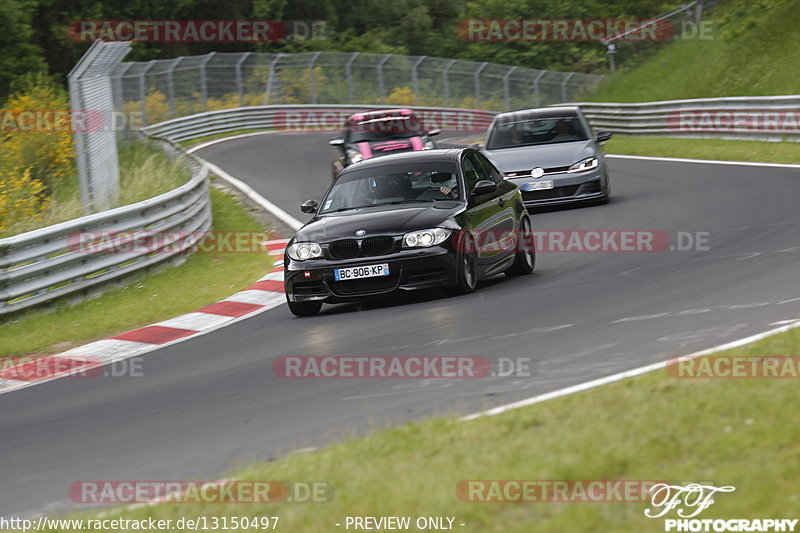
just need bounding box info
[2,132,799,517]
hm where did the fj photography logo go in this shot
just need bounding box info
[67,19,328,42]
[0,356,143,381]
[645,483,798,531]
[70,480,332,504]
[273,356,537,378]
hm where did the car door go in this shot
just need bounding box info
[475,152,519,256]
[462,152,514,267]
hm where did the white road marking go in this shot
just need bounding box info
[154,312,234,331]
[607,154,800,169]
[462,320,800,421]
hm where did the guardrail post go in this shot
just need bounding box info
[474,62,488,106]
[346,52,359,104]
[412,56,426,106]
[235,52,251,107]
[377,54,390,104]
[443,59,456,106]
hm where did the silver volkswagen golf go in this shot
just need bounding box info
[480,106,613,208]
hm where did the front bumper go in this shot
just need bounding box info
[509,169,605,207]
[285,246,458,303]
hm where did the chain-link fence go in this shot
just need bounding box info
[111,52,603,127]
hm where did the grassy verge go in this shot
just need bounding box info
[41,326,800,532]
[605,135,800,164]
[0,186,273,358]
[590,1,800,102]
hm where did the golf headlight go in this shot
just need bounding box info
[402,228,452,248]
[567,157,598,173]
[347,149,363,164]
[287,242,323,261]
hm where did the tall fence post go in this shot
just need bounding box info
[199,53,214,111]
[167,57,181,118]
[235,52,251,107]
[346,52,359,104]
[442,59,456,107]
[377,54,390,104]
[502,66,517,110]
[533,70,547,107]
[68,40,131,212]
[308,51,321,104]
[412,56,426,106]
[264,53,283,104]
[474,62,488,106]
[560,72,575,103]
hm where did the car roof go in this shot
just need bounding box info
[493,106,582,122]
[341,148,464,172]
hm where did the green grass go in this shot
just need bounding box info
[591,0,800,102]
[605,135,800,164]
[0,186,273,358]
[37,325,800,532]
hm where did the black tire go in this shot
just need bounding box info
[599,176,611,204]
[505,216,535,277]
[287,298,322,317]
[447,234,478,296]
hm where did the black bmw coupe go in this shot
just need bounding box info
[284,148,535,316]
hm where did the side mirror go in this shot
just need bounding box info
[328,138,345,147]
[427,129,441,137]
[596,131,613,143]
[468,142,485,150]
[300,199,318,214]
[471,180,497,197]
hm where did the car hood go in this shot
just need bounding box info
[484,140,595,171]
[353,137,424,159]
[296,203,461,242]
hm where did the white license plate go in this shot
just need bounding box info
[526,180,554,191]
[334,263,390,281]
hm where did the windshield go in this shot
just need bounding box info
[486,115,589,149]
[319,162,460,214]
[348,115,424,142]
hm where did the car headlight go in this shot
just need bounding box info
[567,157,599,173]
[346,149,363,164]
[287,242,323,261]
[423,139,435,150]
[402,228,452,248]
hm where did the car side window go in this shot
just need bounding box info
[474,153,504,184]
[462,155,483,192]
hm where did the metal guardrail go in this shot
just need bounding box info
[142,104,499,143]
[569,96,800,142]
[0,165,211,316]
